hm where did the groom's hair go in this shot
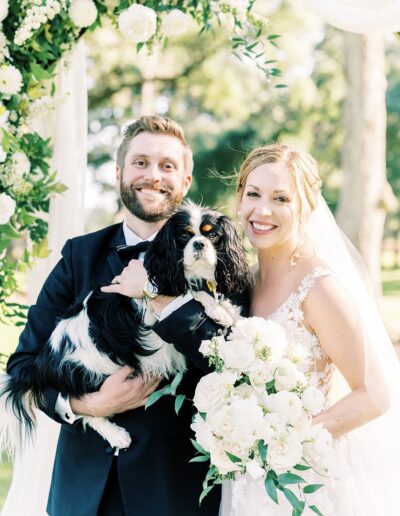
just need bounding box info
[116,115,193,174]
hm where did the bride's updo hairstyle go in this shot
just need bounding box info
[236,144,322,223]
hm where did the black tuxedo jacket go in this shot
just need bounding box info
[7,223,224,516]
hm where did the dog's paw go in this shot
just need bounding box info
[106,426,132,450]
[206,306,234,327]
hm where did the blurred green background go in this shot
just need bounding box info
[1,0,399,509]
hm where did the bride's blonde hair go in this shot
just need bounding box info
[236,144,322,223]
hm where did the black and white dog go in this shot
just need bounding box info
[0,203,251,454]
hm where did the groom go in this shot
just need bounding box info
[6,116,221,515]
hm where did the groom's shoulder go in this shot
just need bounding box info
[67,223,122,251]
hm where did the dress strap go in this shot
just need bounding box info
[295,267,332,305]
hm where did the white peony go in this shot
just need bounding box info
[193,371,236,413]
[246,460,265,480]
[265,390,303,425]
[286,342,312,369]
[219,337,255,371]
[208,404,234,439]
[303,424,334,473]
[161,9,191,38]
[12,151,30,177]
[260,412,285,443]
[0,0,8,23]
[191,414,215,452]
[0,65,23,96]
[69,0,98,28]
[274,358,304,391]
[301,386,325,415]
[0,192,16,224]
[267,428,303,472]
[118,4,157,43]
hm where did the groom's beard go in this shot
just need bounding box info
[119,179,184,222]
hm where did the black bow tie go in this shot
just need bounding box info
[116,241,151,264]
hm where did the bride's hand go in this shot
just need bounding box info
[101,259,148,298]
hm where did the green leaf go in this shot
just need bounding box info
[278,473,305,485]
[275,84,288,89]
[294,464,311,471]
[52,182,68,194]
[303,484,324,494]
[199,485,214,505]
[225,452,242,464]
[258,439,267,464]
[292,502,306,516]
[265,474,278,504]
[282,488,303,511]
[174,394,186,415]
[309,506,324,516]
[190,438,207,455]
[170,370,184,395]
[32,238,51,259]
[30,62,54,81]
[144,383,171,409]
[189,454,210,463]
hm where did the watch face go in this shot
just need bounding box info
[146,282,158,295]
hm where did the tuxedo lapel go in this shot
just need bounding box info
[106,223,126,279]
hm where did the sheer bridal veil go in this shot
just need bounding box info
[306,196,400,515]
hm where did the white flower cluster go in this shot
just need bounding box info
[193,317,334,507]
[0,0,8,23]
[69,0,97,29]
[0,151,33,196]
[0,64,23,96]
[118,5,192,43]
[0,32,9,64]
[0,192,16,224]
[14,0,62,46]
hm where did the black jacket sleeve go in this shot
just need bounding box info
[6,240,76,421]
[153,299,225,373]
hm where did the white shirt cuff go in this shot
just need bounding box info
[55,393,83,423]
[158,293,193,321]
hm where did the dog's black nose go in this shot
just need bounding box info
[193,240,205,251]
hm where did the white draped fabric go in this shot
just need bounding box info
[302,0,400,33]
[1,41,87,516]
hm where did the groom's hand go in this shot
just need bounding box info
[70,366,161,417]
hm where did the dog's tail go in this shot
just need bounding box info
[0,372,41,459]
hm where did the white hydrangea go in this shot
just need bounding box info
[69,0,97,29]
[0,0,8,23]
[118,4,157,43]
[14,0,61,46]
[0,65,23,96]
[0,192,16,224]
[161,9,191,38]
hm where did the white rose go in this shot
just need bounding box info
[161,9,191,38]
[208,404,234,439]
[303,424,334,473]
[230,396,265,446]
[267,429,303,472]
[274,358,304,391]
[191,414,215,452]
[232,382,257,400]
[265,390,303,425]
[0,192,16,224]
[231,318,286,361]
[12,151,30,177]
[260,412,285,443]
[209,440,244,475]
[118,4,157,43]
[0,0,8,22]
[301,386,325,415]
[248,359,273,391]
[219,337,255,371]
[69,0,98,28]
[246,460,265,480]
[193,371,236,413]
[0,65,23,96]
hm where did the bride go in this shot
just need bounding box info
[216,143,400,515]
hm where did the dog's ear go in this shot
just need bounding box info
[215,215,252,296]
[144,216,188,296]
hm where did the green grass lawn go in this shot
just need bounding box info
[0,268,399,510]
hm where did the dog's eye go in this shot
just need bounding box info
[180,232,192,241]
[208,231,218,239]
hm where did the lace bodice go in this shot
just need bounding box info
[267,267,335,398]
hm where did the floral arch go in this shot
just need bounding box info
[0,0,279,322]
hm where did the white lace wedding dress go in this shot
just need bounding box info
[220,267,381,516]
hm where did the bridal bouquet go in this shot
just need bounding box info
[191,317,334,515]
